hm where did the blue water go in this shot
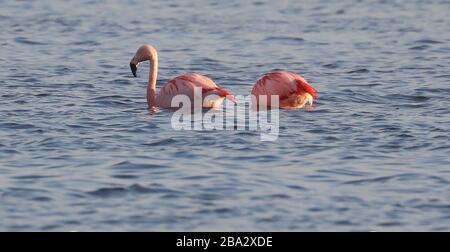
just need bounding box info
[1,0,450,231]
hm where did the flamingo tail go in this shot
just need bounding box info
[204,87,237,104]
[296,79,318,99]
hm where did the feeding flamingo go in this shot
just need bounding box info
[251,72,317,109]
[130,44,236,108]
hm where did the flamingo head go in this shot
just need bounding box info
[130,44,158,77]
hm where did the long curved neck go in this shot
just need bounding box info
[131,44,159,108]
[147,53,158,108]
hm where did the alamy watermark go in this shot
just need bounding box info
[170,87,279,141]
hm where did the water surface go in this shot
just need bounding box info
[0,0,450,231]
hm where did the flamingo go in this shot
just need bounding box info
[251,72,317,109]
[130,44,236,109]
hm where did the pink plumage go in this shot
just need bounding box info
[251,72,317,109]
[157,73,237,108]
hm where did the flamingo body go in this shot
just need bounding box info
[157,73,235,108]
[251,72,317,109]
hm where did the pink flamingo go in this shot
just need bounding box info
[251,72,317,109]
[130,44,236,108]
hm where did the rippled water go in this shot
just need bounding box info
[1,0,450,231]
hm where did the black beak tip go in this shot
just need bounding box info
[130,63,137,77]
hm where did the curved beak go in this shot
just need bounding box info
[130,62,137,77]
